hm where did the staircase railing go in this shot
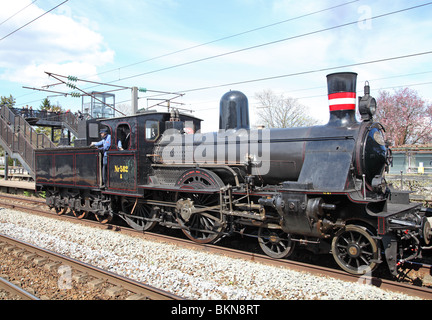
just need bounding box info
[10,107,79,137]
[0,106,56,176]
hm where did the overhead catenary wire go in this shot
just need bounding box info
[102,2,432,86]
[12,0,364,108]
[13,0,361,105]
[0,0,38,26]
[177,50,432,94]
[187,80,432,114]
[46,72,127,116]
[16,50,432,109]
[9,1,432,112]
[13,2,430,101]
[91,75,432,114]
[0,0,69,42]
[76,0,363,93]
[68,0,432,105]
[297,81,432,101]
[90,0,360,79]
[182,70,432,107]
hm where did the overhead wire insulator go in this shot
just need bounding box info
[66,82,77,89]
[67,75,78,82]
[139,87,147,92]
[70,92,81,98]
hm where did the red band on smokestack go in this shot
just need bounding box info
[328,92,356,112]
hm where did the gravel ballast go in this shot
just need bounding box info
[0,208,421,300]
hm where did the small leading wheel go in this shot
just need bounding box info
[258,227,295,259]
[121,197,157,231]
[175,169,225,244]
[331,225,379,275]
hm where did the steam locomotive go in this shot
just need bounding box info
[35,72,432,276]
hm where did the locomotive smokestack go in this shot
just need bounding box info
[219,90,250,131]
[326,72,357,126]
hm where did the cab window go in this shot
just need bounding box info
[116,124,131,150]
[145,120,159,142]
[88,123,99,138]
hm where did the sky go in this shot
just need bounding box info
[0,0,431,132]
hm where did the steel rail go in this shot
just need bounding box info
[0,276,40,300]
[0,233,183,300]
[131,230,432,300]
[1,193,431,299]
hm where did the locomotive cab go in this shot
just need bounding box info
[90,111,202,192]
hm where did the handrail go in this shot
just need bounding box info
[9,107,79,136]
[0,106,56,149]
[0,115,35,174]
[0,105,60,176]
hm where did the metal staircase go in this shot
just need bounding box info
[0,106,79,178]
[21,108,79,138]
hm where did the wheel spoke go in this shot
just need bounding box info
[331,225,378,275]
[258,228,295,259]
[176,169,225,244]
[122,197,156,231]
[361,249,373,256]
[360,255,370,265]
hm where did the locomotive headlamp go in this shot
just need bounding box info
[371,175,386,194]
[358,81,377,121]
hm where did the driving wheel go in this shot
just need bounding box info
[121,197,157,231]
[332,225,378,275]
[175,169,225,244]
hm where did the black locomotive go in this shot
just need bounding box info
[35,72,432,276]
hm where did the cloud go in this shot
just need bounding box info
[0,0,114,87]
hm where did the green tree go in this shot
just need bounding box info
[0,95,16,108]
[35,99,64,143]
[39,98,52,110]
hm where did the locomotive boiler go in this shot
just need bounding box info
[156,72,387,190]
[35,72,432,276]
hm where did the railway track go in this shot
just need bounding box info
[0,232,183,300]
[1,193,432,299]
[0,275,40,300]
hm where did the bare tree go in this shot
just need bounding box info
[255,89,318,128]
[116,103,133,116]
[375,88,432,146]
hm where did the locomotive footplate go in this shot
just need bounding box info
[375,202,424,235]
